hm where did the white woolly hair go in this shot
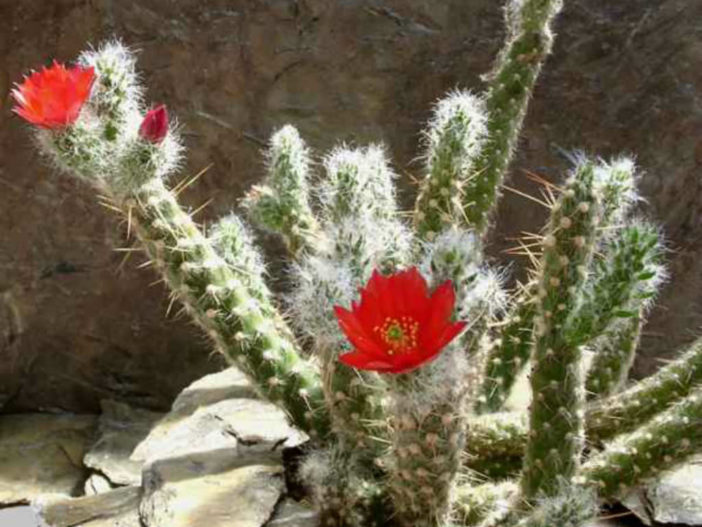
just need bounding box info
[319,143,398,221]
[423,89,488,173]
[78,40,143,120]
[593,155,640,226]
[266,124,312,188]
[418,226,483,286]
[288,254,356,348]
[322,215,411,278]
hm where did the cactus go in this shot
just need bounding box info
[14,4,702,527]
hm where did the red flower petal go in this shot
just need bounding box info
[12,61,94,129]
[339,351,396,372]
[334,306,386,359]
[422,280,457,345]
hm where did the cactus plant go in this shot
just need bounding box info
[12,1,702,526]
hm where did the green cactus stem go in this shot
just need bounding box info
[461,336,702,460]
[588,335,702,443]
[477,286,536,413]
[572,220,664,347]
[117,177,331,438]
[462,0,564,232]
[577,389,702,500]
[522,161,601,498]
[387,375,469,527]
[242,125,321,257]
[585,312,643,399]
[414,91,487,240]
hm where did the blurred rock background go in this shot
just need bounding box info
[0,0,700,413]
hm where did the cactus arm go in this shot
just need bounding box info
[465,412,528,461]
[34,43,332,439]
[521,161,601,498]
[463,336,702,461]
[577,389,702,500]
[587,335,702,443]
[585,312,643,399]
[477,286,536,413]
[573,221,664,347]
[242,125,321,257]
[388,387,469,527]
[414,92,488,240]
[119,178,332,438]
[462,0,564,233]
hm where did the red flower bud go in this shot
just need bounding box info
[139,105,169,144]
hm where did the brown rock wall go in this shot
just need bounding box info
[1,0,700,412]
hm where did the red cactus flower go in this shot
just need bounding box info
[334,267,467,374]
[12,61,95,129]
[139,105,169,144]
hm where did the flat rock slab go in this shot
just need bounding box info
[623,455,702,525]
[83,399,163,486]
[266,499,319,527]
[34,486,141,527]
[0,413,97,504]
[140,462,284,527]
[131,368,306,464]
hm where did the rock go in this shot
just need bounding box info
[83,399,163,486]
[34,486,141,527]
[131,368,305,464]
[2,0,701,415]
[129,369,300,527]
[266,499,319,527]
[0,413,97,505]
[170,367,258,412]
[140,462,284,527]
[623,455,702,525]
[83,473,114,496]
[0,506,40,527]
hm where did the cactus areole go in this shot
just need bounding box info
[12,61,95,129]
[334,267,466,373]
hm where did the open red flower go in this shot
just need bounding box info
[334,267,466,374]
[12,61,95,129]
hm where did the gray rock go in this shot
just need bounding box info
[623,455,702,525]
[83,399,163,486]
[266,499,319,527]
[0,506,40,527]
[0,413,97,505]
[140,462,284,527]
[83,473,114,496]
[130,368,300,527]
[34,486,141,527]
[131,369,305,464]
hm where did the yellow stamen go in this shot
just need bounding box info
[374,316,419,355]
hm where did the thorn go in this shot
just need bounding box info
[126,205,133,239]
[174,163,213,196]
[191,197,214,217]
[165,293,178,318]
[523,169,562,192]
[501,184,551,208]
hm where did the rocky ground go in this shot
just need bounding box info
[1,0,701,416]
[1,366,700,527]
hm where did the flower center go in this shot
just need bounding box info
[374,316,419,355]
